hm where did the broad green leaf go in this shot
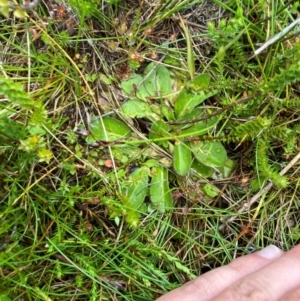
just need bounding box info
[118,167,150,227]
[177,107,205,122]
[155,65,172,95]
[150,165,173,213]
[121,63,172,101]
[149,103,161,115]
[141,70,157,97]
[203,183,219,197]
[125,166,149,210]
[149,120,171,147]
[89,117,131,142]
[188,73,211,90]
[144,159,159,167]
[179,115,219,136]
[121,73,154,101]
[212,158,236,179]
[190,141,227,168]
[143,63,172,96]
[120,74,143,95]
[161,104,175,121]
[143,61,155,74]
[174,142,192,175]
[121,99,153,118]
[164,55,182,67]
[174,89,217,118]
[191,160,213,178]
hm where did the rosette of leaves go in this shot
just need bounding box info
[121,67,234,175]
[120,64,235,197]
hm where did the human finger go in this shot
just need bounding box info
[279,286,300,301]
[156,245,283,301]
[210,244,300,301]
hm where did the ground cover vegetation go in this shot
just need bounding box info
[1,0,300,300]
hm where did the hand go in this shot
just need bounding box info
[156,244,300,301]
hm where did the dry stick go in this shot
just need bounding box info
[253,17,300,57]
[219,151,300,231]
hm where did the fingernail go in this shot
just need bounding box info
[256,244,283,259]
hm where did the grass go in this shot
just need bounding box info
[1,0,300,300]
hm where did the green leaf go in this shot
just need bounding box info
[0,76,35,109]
[122,73,154,101]
[174,89,217,119]
[0,294,12,301]
[144,159,160,167]
[150,165,173,213]
[153,65,172,95]
[177,107,205,122]
[212,158,236,179]
[125,166,149,211]
[28,125,46,135]
[203,183,219,197]
[178,115,219,136]
[89,117,131,142]
[164,55,182,67]
[0,0,9,7]
[121,74,143,95]
[140,63,172,98]
[0,6,9,17]
[14,7,26,18]
[191,160,213,178]
[180,19,194,78]
[161,104,175,121]
[149,120,171,147]
[121,64,172,101]
[188,73,211,90]
[30,105,48,125]
[109,167,150,228]
[173,142,192,175]
[190,141,227,168]
[121,99,153,118]
[37,148,53,163]
[140,70,157,98]
[0,117,27,140]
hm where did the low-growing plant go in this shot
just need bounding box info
[0,76,52,163]
[1,0,300,300]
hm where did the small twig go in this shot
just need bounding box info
[253,17,300,57]
[219,151,300,231]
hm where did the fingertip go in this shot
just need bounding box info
[256,244,284,260]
